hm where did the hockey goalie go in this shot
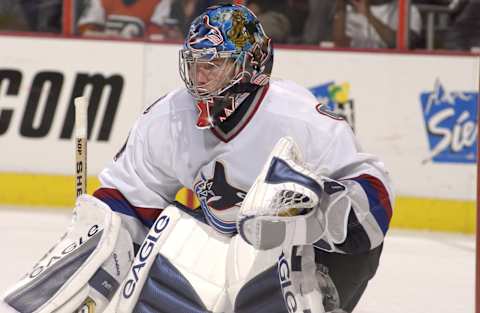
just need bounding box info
[1,4,393,313]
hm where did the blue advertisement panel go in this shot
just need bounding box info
[420,80,478,164]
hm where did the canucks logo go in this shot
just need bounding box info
[420,80,478,163]
[309,81,355,130]
[194,162,246,234]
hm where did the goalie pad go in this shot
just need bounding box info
[104,204,333,313]
[104,202,338,313]
[237,136,352,251]
[104,204,231,313]
[227,235,341,313]
[1,194,134,313]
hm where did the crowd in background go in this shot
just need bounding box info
[0,0,479,51]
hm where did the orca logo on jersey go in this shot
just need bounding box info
[278,251,298,313]
[122,215,170,299]
[194,161,246,211]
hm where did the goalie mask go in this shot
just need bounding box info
[179,4,273,129]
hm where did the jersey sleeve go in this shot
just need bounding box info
[96,96,182,232]
[309,119,394,254]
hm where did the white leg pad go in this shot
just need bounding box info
[106,205,231,313]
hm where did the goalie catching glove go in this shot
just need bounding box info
[237,136,352,251]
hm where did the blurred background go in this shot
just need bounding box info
[1,0,480,51]
[0,1,478,312]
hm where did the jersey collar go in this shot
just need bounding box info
[211,84,269,142]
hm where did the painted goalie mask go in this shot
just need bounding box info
[179,4,273,129]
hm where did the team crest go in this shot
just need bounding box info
[194,162,246,211]
[194,162,246,233]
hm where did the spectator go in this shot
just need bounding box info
[333,0,422,49]
[284,0,310,44]
[441,0,480,51]
[168,0,202,38]
[77,0,179,40]
[0,0,29,31]
[246,0,291,43]
[169,0,231,39]
[302,0,336,45]
[412,0,451,4]
[20,0,62,33]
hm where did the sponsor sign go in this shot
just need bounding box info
[0,36,144,174]
[275,49,479,200]
[420,79,478,164]
[1,36,479,201]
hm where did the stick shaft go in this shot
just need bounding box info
[75,97,88,198]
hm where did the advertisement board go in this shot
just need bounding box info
[0,36,478,231]
[274,49,479,201]
[0,36,144,175]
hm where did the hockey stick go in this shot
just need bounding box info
[75,96,88,198]
[73,97,94,312]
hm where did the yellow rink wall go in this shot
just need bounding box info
[0,173,474,234]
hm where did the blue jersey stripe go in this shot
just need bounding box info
[351,176,391,235]
[96,197,155,229]
[199,202,237,234]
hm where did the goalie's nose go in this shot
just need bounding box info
[195,65,210,85]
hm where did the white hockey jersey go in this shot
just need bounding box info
[95,79,394,254]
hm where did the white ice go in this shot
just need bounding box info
[0,207,475,313]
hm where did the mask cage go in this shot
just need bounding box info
[179,48,247,100]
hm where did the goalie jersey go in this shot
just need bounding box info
[96,79,394,254]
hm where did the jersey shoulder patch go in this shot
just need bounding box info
[315,103,344,121]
